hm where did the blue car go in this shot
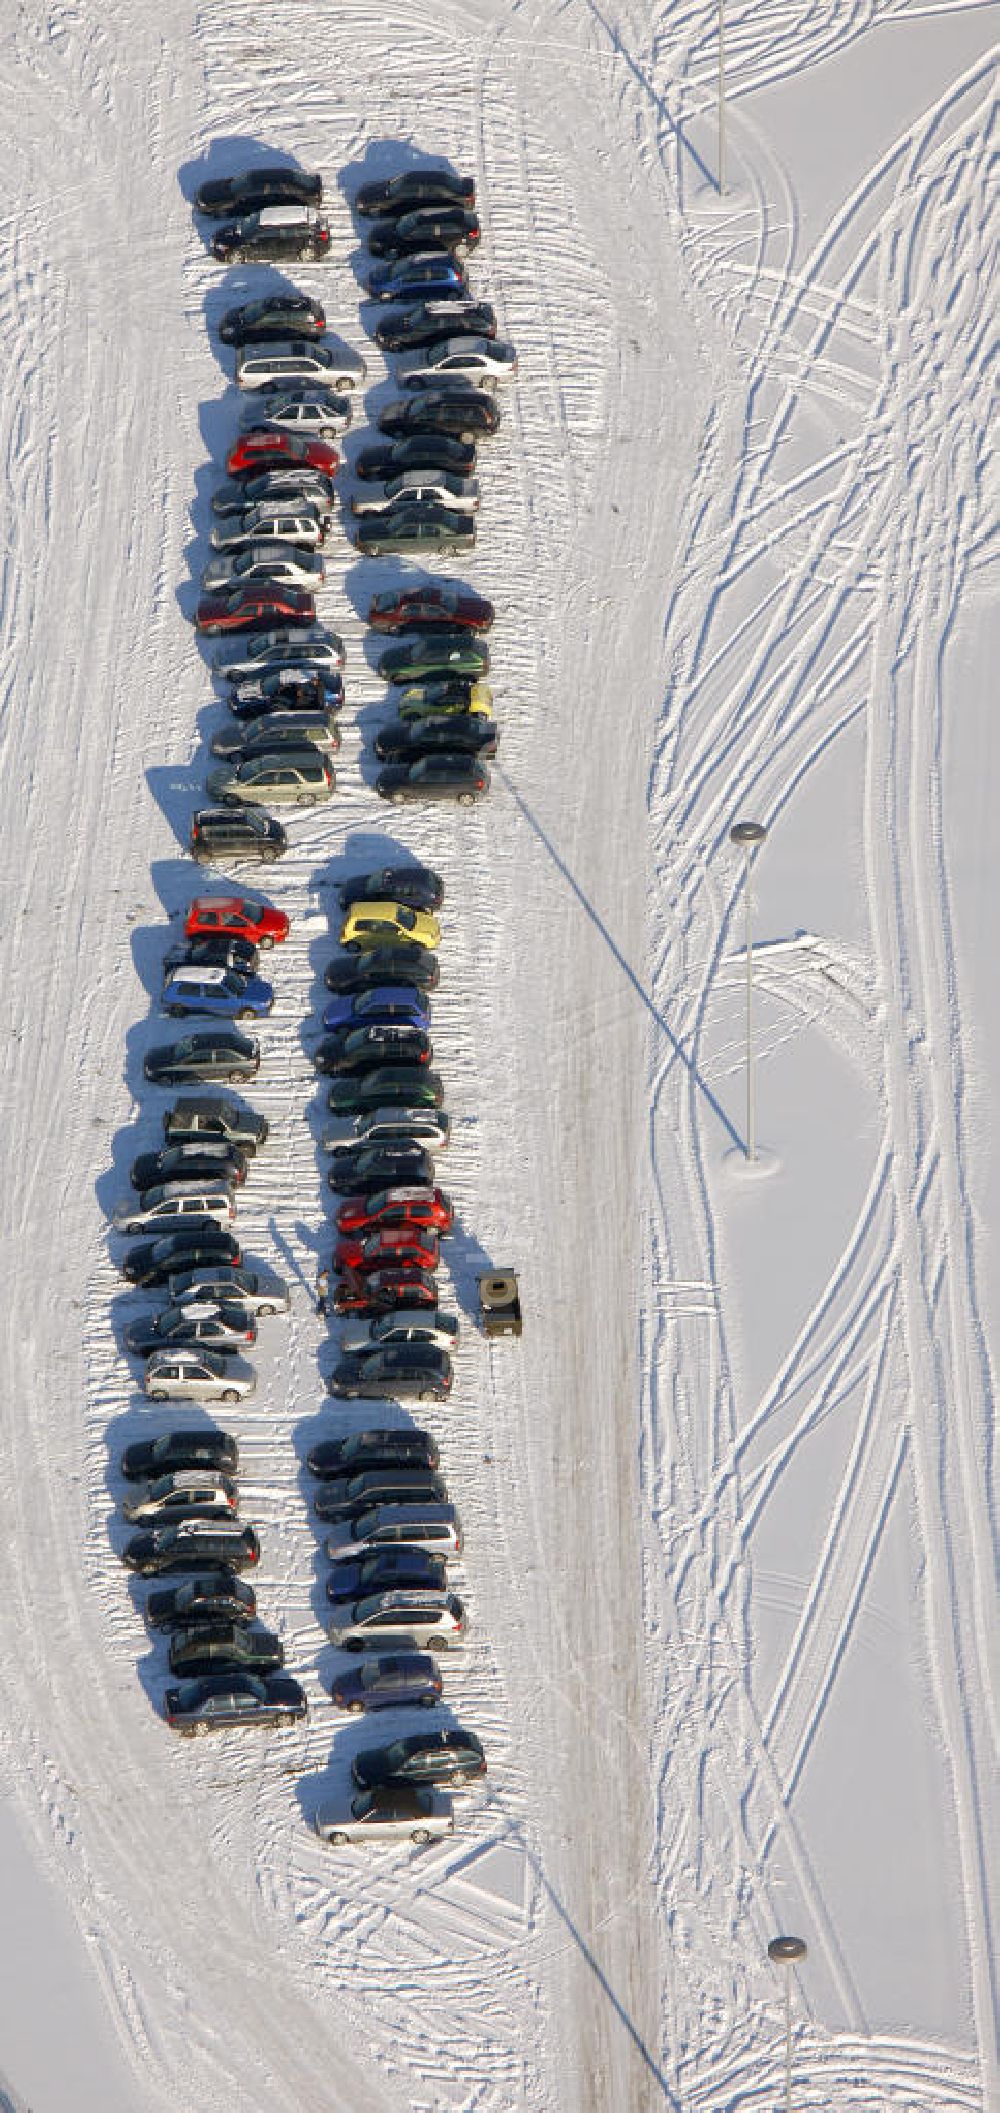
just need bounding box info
[368,253,470,303]
[161,966,274,1020]
[330,1651,443,1714]
[322,983,431,1035]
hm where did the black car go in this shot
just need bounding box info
[378,389,499,441]
[329,1344,452,1403]
[123,1521,261,1575]
[121,1229,240,1288]
[375,301,495,352]
[313,1469,448,1523]
[308,1426,440,1478]
[196,167,323,217]
[377,756,489,805]
[367,209,481,260]
[353,435,476,482]
[326,1144,436,1196]
[164,1671,306,1734]
[145,1569,257,1630]
[218,293,326,344]
[123,1305,256,1358]
[130,1142,247,1192]
[189,809,288,866]
[355,170,475,219]
[353,505,476,560]
[325,1549,447,1601]
[328,1068,444,1116]
[163,1095,268,1152]
[168,1621,283,1677]
[324,945,440,997]
[211,208,331,265]
[352,1727,486,1789]
[379,633,490,683]
[374,715,496,762]
[144,1030,260,1087]
[314,1025,433,1076]
[338,866,444,914]
[120,1428,239,1480]
[227,673,342,721]
[162,935,260,980]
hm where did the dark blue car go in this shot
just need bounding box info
[325,1546,447,1602]
[322,984,431,1035]
[368,253,469,303]
[330,1652,442,1714]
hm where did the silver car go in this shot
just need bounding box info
[201,542,325,594]
[314,1784,453,1847]
[327,1588,467,1651]
[122,1470,238,1525]
[340,1308,460,1355]
[236,338,366,391]
[212,711,340,761]
[217,629,345,678]
[207,750,335,808]
[352,471,479,517]
[113,1183,236,1235]
[325,1107,451,1154]
[239,389,352,439]
[144,1348,256,1404]
[210,507,326,552]
[397,337,518,387]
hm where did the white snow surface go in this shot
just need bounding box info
[0,0,996,2108]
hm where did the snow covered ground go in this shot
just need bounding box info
[0,0,995,2108]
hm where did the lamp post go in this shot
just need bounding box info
[729,820,768,1161]
[767,1935,807,2112]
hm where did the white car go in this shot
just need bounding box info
[144,1348,256,1404]
[325,1107,451,1154]
[218,629,345,678]
[314,1784,453,1848]
[340,1307,460,1356]
[202,542,326,594]
[326,1588,467,1651]
[113,1183,236,1235]
[210,508,326,552]
[239,389,352,439]
[352,472,479,517]
[236,338,366,391]
[397,337,518,387]
[122,1470,238,1525]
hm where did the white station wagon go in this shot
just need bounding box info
[144,1348,256,1404]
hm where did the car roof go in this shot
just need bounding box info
[167,965,235,986]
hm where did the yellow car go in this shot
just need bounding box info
[397,681,493,723]
[339,901,441,951]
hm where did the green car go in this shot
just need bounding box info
[327,1066,445,1116]
[378,633,489,685]
[353,506,476,559]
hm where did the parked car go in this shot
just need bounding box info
[202,542,326,595]
[314,1783,453,1846]
[322,986,431,1036]
[210,205,331,264]
[121,1230,240,1288]
[325,1145,436,1196]
[112,1183,236,1236]
[168,1265,289,1315]
[189,810,289,865]
[333,1228,440,1276]
[314,1024,432,1075]
[227,672,343,718]
[367,252,470,301]
[353,507,476,559]
[354,435,476,482]
[237,386,352,441]
[184,895,289,947]
[367,209,481,260]
[161,966,274,1020]
[329,1652,443,1715]
[196,583,316,635]
[236,338,365,391]
[379,634,489,683]
[324,945,439,996]
[378,388,499,439]
[355,170,474,218]
[328,1344,452,1403]
[210,507,326,553]
[352,1727,486,1789]
[399,337,517,387]
[336,1187,453,1236]
[122,1470,238,1526]
[122,1520,261,1574]
[144,1031,260,1087]
[341,869,443,919]
[314,1469,447,1524]
[226,430,340,480]
[120,1428,239,1480]
[374,714,495,761]
[377,756,489,805]
[368,584,493,634]
[328,1559,445,1612]
[339,901,440,951]
[145,1570,257,1629]
[207,750,334,809]
[213,470,335,518]
[217,627,345,678]
[327,1267,440,1317]
[334,1106,450,1151]
[395,679,492,721]
[130,1142,247,1192]
[352,471,478,516]
[124,1305,255,1358]
[375,300,495,352]
[326,1587,465,1650]
[218,293,326,344]
[145,1349,256,1404]
[211,712,340,762]
[340,1307,458,1355]
[308,1427,440,1478]
[168,1622,283,1678]
[328,1068,444,1116]
[325,1502,462,1563]
[163,1093,270,1147]
[196,167,323,217]
[164,1672,306,1733]
[162,934,260,978]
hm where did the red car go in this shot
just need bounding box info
[227,430,340,480]
[335,1228,440,1275]
[367,585,494,635]
[331,1267,439,1316]
[196,583,317,636]
[184,896,290,947]
[336,1186,454,1237]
